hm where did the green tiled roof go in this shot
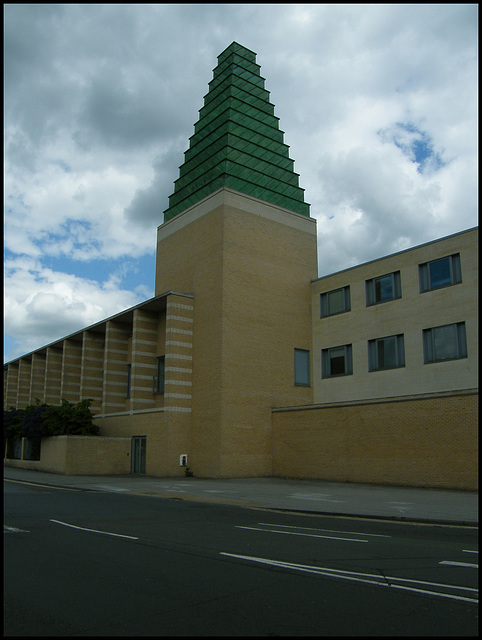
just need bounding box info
[164,42,310,221]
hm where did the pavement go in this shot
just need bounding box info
[3,465,478,526]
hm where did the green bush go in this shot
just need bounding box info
[42,399,99,436]
[21,401,48,438]
[3,408,25,440]
[4,399,99,439]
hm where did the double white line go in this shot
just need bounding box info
[220,552,478,604]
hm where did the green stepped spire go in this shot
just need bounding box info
[163,42,310,221]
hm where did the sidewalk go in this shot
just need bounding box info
[4,466,478,526]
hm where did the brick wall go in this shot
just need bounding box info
[96,409,189,477]
[4,436,131,475]
[272,391,478,489]
[155,188,318,477]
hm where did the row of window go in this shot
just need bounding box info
[320,253,462,317]
[294,321,468,385]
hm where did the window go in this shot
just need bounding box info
[126,364,132,398]
[23,437,41,461]
[154,356,165,394]
[320,286,350,318]
[322,344,353,378]
[423,322,467,363]
[294,349,310,386]
[419,254,461,292]
[366,271,401,306]
[368,334,405,371]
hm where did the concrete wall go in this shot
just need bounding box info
[272,391,478,490]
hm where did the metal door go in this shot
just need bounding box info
[131,436,146,475]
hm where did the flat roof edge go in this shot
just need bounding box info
[312,226,478,284]
[4,290,194,366]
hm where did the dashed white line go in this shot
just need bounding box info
[440,561,478,568]
[50,519,138,540]
[236,525,368,542]
[257,522,391,538]
[4,525,29,533]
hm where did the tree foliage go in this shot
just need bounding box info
[4,399,99,440]
[21,401,48,437]
[3,407,25,439]
[42,399,99,436]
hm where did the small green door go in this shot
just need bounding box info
[131,436,146,475]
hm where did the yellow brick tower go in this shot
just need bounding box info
[155,43,318,476]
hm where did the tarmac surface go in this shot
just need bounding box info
[3,465,478,526]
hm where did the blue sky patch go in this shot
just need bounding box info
[379,122,445,173]
[39,254,156,295]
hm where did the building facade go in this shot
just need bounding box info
[273,226,478,489]
[4,43,478,488]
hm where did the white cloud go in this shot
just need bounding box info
[4,256,146,360]
[4,3,478,362]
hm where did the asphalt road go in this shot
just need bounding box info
[4,480,478,636]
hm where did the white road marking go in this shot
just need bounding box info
[236,525,368,542]
[463,549,478,554]
[50,519,138,540]
[4,525,29,533]
[257,522,391,538]
[440,561,478,568]
[221,553,478,604]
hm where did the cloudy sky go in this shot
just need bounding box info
[4,4,478,362]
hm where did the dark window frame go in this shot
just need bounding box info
[366,271,402,306]
[154,356,165,394]
[320,286,351,318]
[126,364,132,398]
[423,322,467,363]
[368,334,405,372]
[419,253,462,293]
[294,348,311,387]
[321,344,353,378]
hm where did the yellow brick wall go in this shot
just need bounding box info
[129,309,158,412]
[155,188,318,477]
[30,353,46,404]
[96,408,191,477]
[16,358,32,408]
[61,339,82,403]
[44,347,62,405]
[157,201,224,476]
[218,201,316,477]
[64,436,131,475]
[4,362,19,409]
[4,436,131,475]
[80,331,104,414]
[103,320,131,413]
[272,391,478,489]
